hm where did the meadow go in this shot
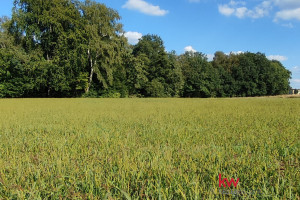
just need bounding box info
[0,98,299,199]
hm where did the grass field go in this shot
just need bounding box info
[0,98,299,199]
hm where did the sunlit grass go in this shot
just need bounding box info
[0,98,299,199]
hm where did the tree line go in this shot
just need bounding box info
[0,0,291,98]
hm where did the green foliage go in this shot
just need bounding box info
[125,54,149,96]
[81,89,98,98]
[100,91,121,98]
[146,78,166,97]
[75,72,89,91]
[0,1,292,98]
[0,30,34,97]
[179,52,219,98]
[211,52,291,97]
[132,35,184,97]
[80,0,126,94]
[166,51,184,97]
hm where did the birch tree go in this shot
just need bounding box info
[80,0,126,93]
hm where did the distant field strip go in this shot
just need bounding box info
[0,98,299,199]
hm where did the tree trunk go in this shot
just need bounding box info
[47,53,51,96]
[86,49,94,93]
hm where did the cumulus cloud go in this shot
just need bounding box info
[123,0,168,16]
[218,0,300,22]
[275,8,300,21]
[218,1,271,19]
[184,46,197,53]
[235,7,248,18]
[273,0,300,9]
[272,0,300,21]
[218,5,235,16]
[267,55,288,61]
[124,31,143,45]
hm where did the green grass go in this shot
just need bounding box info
[0,98,299,199]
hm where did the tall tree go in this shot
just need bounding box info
[0,1,293,98]
[268,60,291,95]
[125,51,149,96]
[0,18,33,97]
[179,52,219,97]
[166,51,184,97]
[80,0,126,94]
[10,0,83,96]
[132,34,183,97]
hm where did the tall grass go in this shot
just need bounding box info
[0,98,299,199]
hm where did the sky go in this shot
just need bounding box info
[1,0,299,88]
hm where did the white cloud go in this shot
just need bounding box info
[184,46,197,53]
[218,5,235,16]
[273,0,300,22]
[275,8,300,21]
[124,31,143,45]
[250,1,272,18]
[218,1,272,19]
[235,7,248,18]
[267,55,288,61]
[219,0,300,22]
[273,0,300,9]
[229,0,246,6]
[123,0,168,16]
[218,0,300,23]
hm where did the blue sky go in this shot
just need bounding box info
[1,0,299,88]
